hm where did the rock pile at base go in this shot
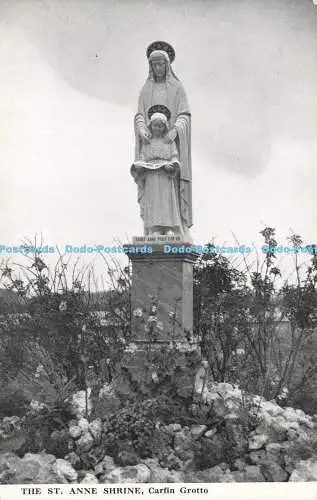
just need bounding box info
[1,383,317,483]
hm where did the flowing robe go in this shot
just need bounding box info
[131,138,182,231]
[134,78,192,233]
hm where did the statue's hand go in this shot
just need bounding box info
[140,129,151,144]
[164,127,177,144]
[165,164,175,173]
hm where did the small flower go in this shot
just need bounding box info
[147,316,157,324]
[156,321,164,331]
[29,400,45,412]
[277,387,289,401]
[126,342,138,353]
[133,308,143,317]
[151,305,157,314]
[59,301,67,312]
[168,311,175,319]
[151,371,159,383]
[35,364,43,377]
[236,348,245,356]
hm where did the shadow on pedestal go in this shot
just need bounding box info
[126,243,199,342]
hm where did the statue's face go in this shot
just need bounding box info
[151,119,166,138]
[151,57,166,80]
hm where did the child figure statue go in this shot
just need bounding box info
[131,105,183,237]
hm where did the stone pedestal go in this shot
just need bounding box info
[126,241,199,344]
[113,239,202,403]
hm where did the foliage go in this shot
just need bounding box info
[0,347,76,455]
[103,395,196,461]
[194,249,251,382]
[0,245,131,398]
[103,399,159,459]
[1,226,317,442]
[194,228,317,409]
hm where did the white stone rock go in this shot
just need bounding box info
[263,463,288,482]
[298,416,314,429]
[225,412,240,420]
[204,391,219,404]
[271,416,289,433]
[190,425,207,439]
[53,459,78,483]
[166,423,182,433]
[80,473,98,483]
[289,458,317,481]
[233,458,246,472]
[78,418,89,433]
[212,399,228,418]
[69,426,82,439]
[261,400,283,416]
[265,442,281,452]
[289,421,300,431]
[282,407,299,422]
[295,408,306,417]
[94,456,116,476]
[64,452,81,469]
[89,419,102,441]
[248,450,266,465]
[287,428,298,440]
[101,464,151,483]
[69,389,92,419]
[259,411,273,427]
[248,433,269,450]
[98,383,113,398]
[244,465,265,482]
[76,432,94,453]
[205,428,217,439]
[144,458,183,482]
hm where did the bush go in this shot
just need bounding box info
[194,228,317,409]
[104,399,158,459]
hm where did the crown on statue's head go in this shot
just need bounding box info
[146,41,175,63]
[148,105,171,121]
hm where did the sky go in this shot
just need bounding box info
[0,0,317,281]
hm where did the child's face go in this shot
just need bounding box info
[151,120,166,138]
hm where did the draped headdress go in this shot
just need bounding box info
[146,41,179,82]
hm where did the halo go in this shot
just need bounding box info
[146,41,175,63]
[148,105,171,121]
